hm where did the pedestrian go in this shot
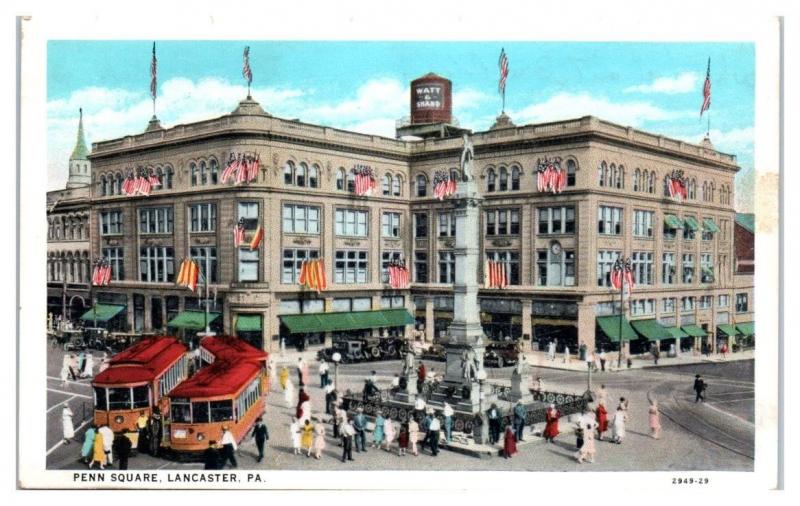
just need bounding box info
[284,377,295,408]
[296,357,306,387]
[112,432,131,470]
[599,348,607,372]
[597,384,608,407]
[61,405,74,445]
[353,407,367,452]
[203,440,222,470]
[81,424,96,464]
[341,419,355,462]
[652,343,660,365]
[63,353,78,381]
[319,359,330,388]
[280,337,286,356]
[618,396,630,413]
[417,362,426,393]
[296,387,311,422]
[398,422,409,456]
[81,352,94,378]
[333,403,344,441]
[59,361,70,389]
[414,396,427,423]
[596,402,609,441]
[574,418,584,450]
[78,352,86,376]
[289,417,301,455]
[220,425,238,468]
[279,365,289,390]
[428,415,441,456]
[547,340,555,361]
[694,374,707,402]
[443,402,454,443]
[88,428,106,469]
[503,423,517,459]
[301,420,314,457]
[487,404,501,444]
[408,417,420,456]
[535,376,544,394]
[148,407,163,457]
[251,417,269,463]
[312,421,326,459]
[136,410,149,454]
[391,374,401,393]
[512,400,526,442]
[324,383,336,415]
[563,346,570,364]
[98,424,114,465]
[543,404,561,443]
[721,343,729,359]
[577,422,597,464]
[372,410,385,448]
[420,409,433,451]
[383,415,396,452]
[612,406,627,444]
[649,399,662,439]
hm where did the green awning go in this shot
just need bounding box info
[717,324,739,337]
[596,315,638,342]
[681,325,708,337]
[664,214,684,229]
[280,309,414,334]
[167,310,221,330]
[683,216,699,231]
[80,304,126,322]
[630,319,673,341]
[703,218,720,233]
[665,326,689,339]
[235,315,262,332]
[736,322,755,336]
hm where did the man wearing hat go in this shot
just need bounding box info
[693,374,706,402]
[427,413,441,456]
[250,417,269,463]
[220,425,238,468]
[512,400,527,442]
[353,407,367,452]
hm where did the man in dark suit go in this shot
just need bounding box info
[694,374,706,402]
[250,417,269,462]
[203,440,222,470]
[112,432,132,470]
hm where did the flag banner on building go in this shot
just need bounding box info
[536,159,566,194]
[148,170,161,187]
[91,262,111,286]
[353,164,377,196]
[700,58,711,116]
[150,42,157,101]
[611,263,634,297]
[121,169,153,196]
[221,152,259,184]
[388,261,410,289]
[298,259,327,293]
[498,48,509,94]
[242,46,253,86]
[667,169,688,200]
[233,222,245,247]
[485,259,508,289]
[249,225,264,250]
[176,258,200,292]
[432,170,457,200]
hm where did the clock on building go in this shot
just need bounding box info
[550,242,562,255]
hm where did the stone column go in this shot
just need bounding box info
[126,292,135,332]
[577,302,596,352]
[324,297,334,347]
[425,297,434,342]
[143,294,152,332]
[521,299,533,343]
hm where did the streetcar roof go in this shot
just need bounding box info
[168,360,261,399]
[200,335,268,363]
[93,336,187,386]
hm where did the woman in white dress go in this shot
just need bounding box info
[299,400,312,425]
[60,363,70,389]
[82,353,94,378]
[289,417,301,455]
[612,406,627,444]
[284,378,295,408]
[62,405,75,444]
[383,416,396,452]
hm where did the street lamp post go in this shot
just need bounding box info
[612,257,633,369]
[332,352,341,392]
[476,369,487,413]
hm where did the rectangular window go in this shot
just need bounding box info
[281,249,320,284]
[736,293,749,313]
[662,253,676,285]
[438,212,456,237]
[630,298,656,316]
[538,206,575,235]
[699,295,712,309]
[334,250,368,283]
[335,209,368,237]
[238,248,259,282]
[536,248,575,286]
[662,297,676,313]
[486,251,520,285]
[682,254,695,284]
[632,210,654,238]
[282,204,320,234]
[138,207,173,234]
[209,400,234,423]
[102,247,124,281]
[381,251,403,282]
[597,206,623,235]
[380,296,405,309]
[414,213,428,238]
[485,209,519,236]
[138,246,175,282]
[382,212,401,238]
[414,251,428,283]
[189,203,217,232]
[700,253,714,283]
[681,296,695,312]
[438,251,455,283]
[190,246,218,283]
[596,250,621,287]
[99,210,123,235]
[238,202,259,230]
[702,217,715,241]
[683,216,696,240]
[663,222,678,240]
[631,251,654,285]
[718,294,730,308]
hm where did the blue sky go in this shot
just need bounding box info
[47,41,755,211]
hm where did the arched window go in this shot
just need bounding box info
[487,169,496,192]
[283,161,295,185]
[392,175,401,196]
[499,167,508,191]
[115,173,124,195]
[664,175,672,197]
[296,162,307,187]
[648,171,656,193]
[710,182,715,202]
[100,175,107,196]
[566,160,576,187]
[598,162,607,186]
[190,162,198,186]
[609,164,618,188]
[336,168,346,191]
[382,173,392,196]
[165,166,174,189]
[702,181,707,202]
[309,164,319,188]
[156,167,164,189]
[416,174,427,197]
[511,166,520,190]
[199,161,208,185]
[617,165,625,189]
[347,169,357,193]
[210,160,218,185]
[689,178,696,200]
[633,168,640,192]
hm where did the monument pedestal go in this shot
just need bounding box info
[509,371,533,403]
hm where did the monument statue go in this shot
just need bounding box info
[461,349,480,382]
[460,133,475,182]
[403,349,416,376]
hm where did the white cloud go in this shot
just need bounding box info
[511,92,692,127]
[623,72,699,94]
[452,88,492,110]
[300,77,407,123]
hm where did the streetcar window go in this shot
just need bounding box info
[132,386,150,409]
[191,401,210,423]
[94,387,107,411]
[210,400,234,422]
[108,388,132,410]
[171,401,191,423]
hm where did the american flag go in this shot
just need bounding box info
[233,223,245,247]
[235,157,248,185]
[433,171,455,200]
[498,48,509,94]
[242,46,253,86]
[92,263,111,286]
[700,58,711,116]
[249,155,260,182]
[138,176,152,196]
[354,166,376,196]
[388,262,410,289]
[611,263,634,297]
[150,42,157,101]
[485,259,508,289]
[148,172,161,187]
[221,155,239,183]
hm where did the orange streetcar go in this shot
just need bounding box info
[92,336,189,432]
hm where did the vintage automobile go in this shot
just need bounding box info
[420,343,446,362]
[483,340,521,368]
[317,337,408,363]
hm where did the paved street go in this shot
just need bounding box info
[46,344,754,472]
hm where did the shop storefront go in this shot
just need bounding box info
[167,310,222,348]
[235,313,264,350]
[480,298,522,340]
[280,308,415,345]
[595,314,637,355]
[734,321,755,350]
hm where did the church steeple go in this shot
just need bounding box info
[66,108,91,188]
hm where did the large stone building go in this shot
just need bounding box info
[47,73,756,354]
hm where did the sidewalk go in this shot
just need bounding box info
[522,349,754,372]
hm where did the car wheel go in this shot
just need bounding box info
[370,346,381,359]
